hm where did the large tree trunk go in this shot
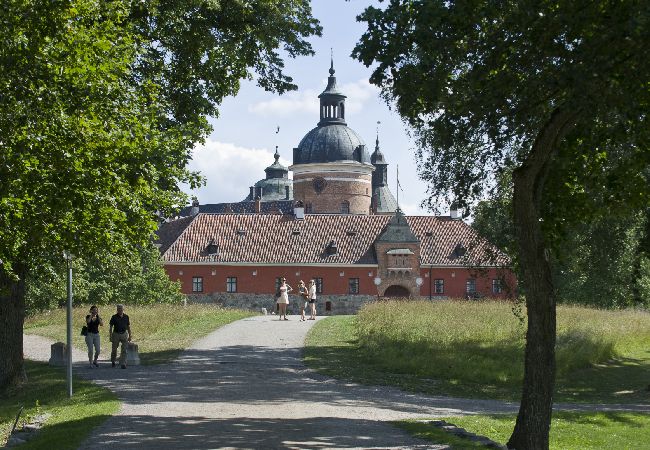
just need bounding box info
[507,110,576,449]
[0,263,27,389]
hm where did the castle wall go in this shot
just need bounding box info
[165,263,516,312]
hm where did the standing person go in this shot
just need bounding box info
[109,304,132,369]
[308,279,317,320]
[85,305,103,368]
[297,280,308,321]
[277,278,292,320]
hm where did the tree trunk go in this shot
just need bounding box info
[0,263,27,389]
[507,109,576,449]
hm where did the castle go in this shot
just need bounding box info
[156,62,514,313]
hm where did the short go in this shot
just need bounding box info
[308,299,316,304]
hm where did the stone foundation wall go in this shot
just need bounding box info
[186,292,376,315]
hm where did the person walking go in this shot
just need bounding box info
[297,280,308,321]
[109,304,132,369]
[85,305,103,368]
[277,278,292,320]
[308,279,317,320]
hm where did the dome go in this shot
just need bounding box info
[294,124,371,165]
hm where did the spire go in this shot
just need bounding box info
[274,145,280,163]
[318,55,346,126]
[371,130,386,165]
[329,48,335,76]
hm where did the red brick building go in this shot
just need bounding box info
[156,62,515,311]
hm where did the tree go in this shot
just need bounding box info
[0,0,320,388]
[26,244,185,314]
[354,1,649,448]
[472,179,650,309]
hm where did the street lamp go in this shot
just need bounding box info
[63,250,73,398]
[373,276,382,300]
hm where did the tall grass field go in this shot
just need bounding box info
[24,304,255,365]
[305,300,650,403]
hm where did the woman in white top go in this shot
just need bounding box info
[277,277,292,320]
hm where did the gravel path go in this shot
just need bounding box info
[23,315,649,449]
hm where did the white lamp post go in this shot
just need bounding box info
[63,250,73,397]
[373,277,382,300]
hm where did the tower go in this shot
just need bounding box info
[370,135,397,214]
[290,60,374,215]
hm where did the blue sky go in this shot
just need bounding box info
[185,0,432,215]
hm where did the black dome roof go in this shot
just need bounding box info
[294,124,371,165]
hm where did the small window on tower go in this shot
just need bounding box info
[340,201,350,214]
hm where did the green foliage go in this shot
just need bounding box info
[553,213,650,308]
[305,302,650,403]
[0,0,321,270]
[396,412,650,450]
[353,0,650,211]
[0,361,119,448]
[25,244,184,313]
[472,184,650,308]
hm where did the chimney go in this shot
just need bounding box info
[190,198,200,217]
[450,202,460,220]
[293,201,305,220]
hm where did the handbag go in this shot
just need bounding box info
[81,325,88,336]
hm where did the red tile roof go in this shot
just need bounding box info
[158,213,510,267]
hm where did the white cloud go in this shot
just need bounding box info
[248,89,319,117]
[184,139,291,204]
[248,78,379,118]
[340,79,379,115]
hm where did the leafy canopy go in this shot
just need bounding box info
[0,0,321,270]
[353,0,650,213]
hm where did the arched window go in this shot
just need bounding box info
[340,201,350,214]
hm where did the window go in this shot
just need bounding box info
[192,277,203,293]
[305,202,313,213]
[226,277,237,293]
[466,278,476,294]
[434,279,444,294]
[492,279,502,294]
[349,278,360,294]
[340,201,350,214]
[315,277,323,294]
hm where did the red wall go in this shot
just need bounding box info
[165,264,516,299]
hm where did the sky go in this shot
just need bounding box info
[184,0,433,215]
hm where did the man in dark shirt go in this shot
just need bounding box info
[109,304,132,369]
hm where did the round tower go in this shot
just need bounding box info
[289,60,374,215]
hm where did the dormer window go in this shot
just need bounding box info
[206,240,219,255]
[326,240,338,256]
[453,243,467,258]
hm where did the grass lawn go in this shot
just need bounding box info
[0,361,119,449]
[304,300,650,404]
[395,411,650,450]
[24,304,255,364]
